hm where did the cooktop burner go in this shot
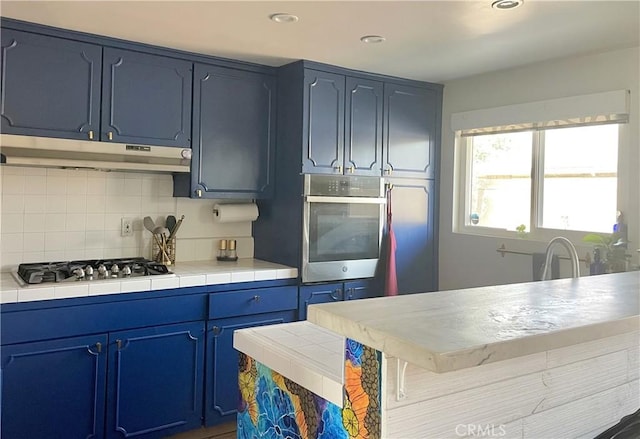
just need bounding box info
[17,258,172,284]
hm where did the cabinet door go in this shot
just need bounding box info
[205,311,296,426]
[298,282,343,320]
[191,64,276,199]
[302,69,345,174]
[1,334,108,439]
[344,279,380,300]
[345,77,383,176]
[383,83,439,179]
[386,178,437,294]
[0,29,101,140]
[102,48,192,148]
[106,322,204,439]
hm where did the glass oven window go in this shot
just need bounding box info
[308,202,381,262]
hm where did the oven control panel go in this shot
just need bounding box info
[304,174,384,197]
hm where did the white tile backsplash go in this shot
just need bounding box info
[1,166,254,272]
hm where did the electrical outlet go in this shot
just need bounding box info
[121,217,133,237]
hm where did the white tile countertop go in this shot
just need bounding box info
[307,271,640,374]
[234,321,345,407]
[0,259,298,304]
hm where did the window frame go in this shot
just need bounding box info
[454,123,623,243]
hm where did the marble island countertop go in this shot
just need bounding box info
[0,259,297,304]
[307,272,640,374]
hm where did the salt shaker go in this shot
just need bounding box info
[217,239,228,260]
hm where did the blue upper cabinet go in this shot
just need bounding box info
[301,70,383,176]
[345,77,383,176]
[0,29,102,140]
[281,62,437,178]
[383,83,440,179]
[302,69,345,174]
[184,64,276,199]
[101,48,192,148]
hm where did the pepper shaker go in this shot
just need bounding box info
[228,239,237,260]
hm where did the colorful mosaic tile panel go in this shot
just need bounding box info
[238,338,381,439]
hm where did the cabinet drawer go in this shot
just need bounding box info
[208,286,297,319]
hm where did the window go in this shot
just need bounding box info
[468,131,532,230]
[461,123,620,236]
[453,90,629,239]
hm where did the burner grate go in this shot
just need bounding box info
[17,258,172,284]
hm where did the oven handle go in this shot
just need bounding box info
[304,195,387,204]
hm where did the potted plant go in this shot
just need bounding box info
[582,232,630,273]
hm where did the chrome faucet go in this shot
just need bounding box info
[541,237,580,280]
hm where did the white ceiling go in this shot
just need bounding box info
[1,1,639,83]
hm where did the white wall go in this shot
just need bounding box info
[0,166,254,272]
[439,47,640,290]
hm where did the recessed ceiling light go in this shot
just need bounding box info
[491,0,524,10]
[269,13,299,23]
[360,35,386,44]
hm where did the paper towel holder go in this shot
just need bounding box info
[212,202,259,223]
[212,200,256,216]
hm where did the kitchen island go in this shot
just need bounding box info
[234,272,640,438]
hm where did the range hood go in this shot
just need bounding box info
[0,134,191,173]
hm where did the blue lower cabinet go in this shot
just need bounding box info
[105,322,205,439]
[299,279,377,320]
[1,334,108,439]
[205,311,296,426]
[298,283,344,320]
[344,279,379,300]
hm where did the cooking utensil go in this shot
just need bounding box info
[143,216,156,233]
[168,215,185,240]
[166,215,177,235]
[152,226,169,236]
[152,229,171,265]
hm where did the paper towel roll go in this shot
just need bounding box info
[213,203,259,223]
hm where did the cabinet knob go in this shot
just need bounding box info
[384,168,392,175]
[88,130,94,140]
[253,295,261,302]
[334,165,343,173]
[212,326,221,335]
[115,339,122,350]
[330,288,342,301]
[348,166,355,174]
[95,342,102,353]
[195,189,202,198]
[108,131,113,141]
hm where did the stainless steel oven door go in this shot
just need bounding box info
[302,195,386,283]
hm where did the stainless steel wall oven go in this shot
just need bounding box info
[302,174,385,283]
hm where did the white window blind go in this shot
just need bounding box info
[451,90,630,136]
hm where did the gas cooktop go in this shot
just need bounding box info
[16,258,172,285]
